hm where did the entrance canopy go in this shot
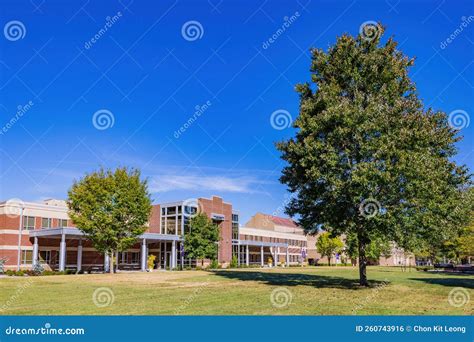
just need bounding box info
[29,227,183,272]
[30,227,183,242]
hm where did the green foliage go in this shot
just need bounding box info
[276,23,471,284]
[229,255,238,268]
[457,223,474,260]
[184,213,219,263]
[67,167,152,272]
[346,233,392,263]
[316,232,344,266]
[209,259,219,269]
[5,270,25,276]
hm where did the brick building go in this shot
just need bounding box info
[0,194,312,271]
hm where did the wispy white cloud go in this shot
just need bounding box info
[149,174,269,194]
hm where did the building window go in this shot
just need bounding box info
[41,218,52,229]
[131,252,140,264]
[161,217,166,234]
[22,216,35,230]
[232,214,239,240]
[21,250,33,264]
[184,217,191,235]
[58,219,68,227]
[166,216,176,235]
[40,250,52,264]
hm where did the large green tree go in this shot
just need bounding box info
[344,233,392,265]
[316,232,343,266]
[184,213,219,266]
[277,24,471,285]
[67,167,152,273]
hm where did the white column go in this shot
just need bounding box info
[59,233,66,271]
[260,246,264,267]
[274,247,278,267]
[104,253,110,272]
[237,245,241,266]
[32,236,39,267]
[171,240,176,269]
[286,246,289,267]
[141,239,147,272]
[77,238,83,272]
[245,244,249,266]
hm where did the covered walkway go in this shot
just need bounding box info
[29,228,183,272]
[232,239,290,267]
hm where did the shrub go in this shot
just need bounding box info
[209,259,219,269]
[416,266,434,272]
[5,270,15,276]
[229,255,238,268]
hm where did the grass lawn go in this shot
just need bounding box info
[0,266,472,315]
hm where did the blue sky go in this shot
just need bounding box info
[0,0,473,224]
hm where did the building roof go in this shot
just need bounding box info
[268,215,298,228]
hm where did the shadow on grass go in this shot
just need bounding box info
[409,277,474,289]
[211,270,388,290]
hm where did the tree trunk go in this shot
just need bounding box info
[358,236,369,286]
[328,255,331,267]
[109,251,114,274]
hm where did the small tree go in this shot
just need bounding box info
[68,167,152,274]
[184,213,219,266]
[316,232,344,266]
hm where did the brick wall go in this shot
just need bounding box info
[198,196,233,264]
